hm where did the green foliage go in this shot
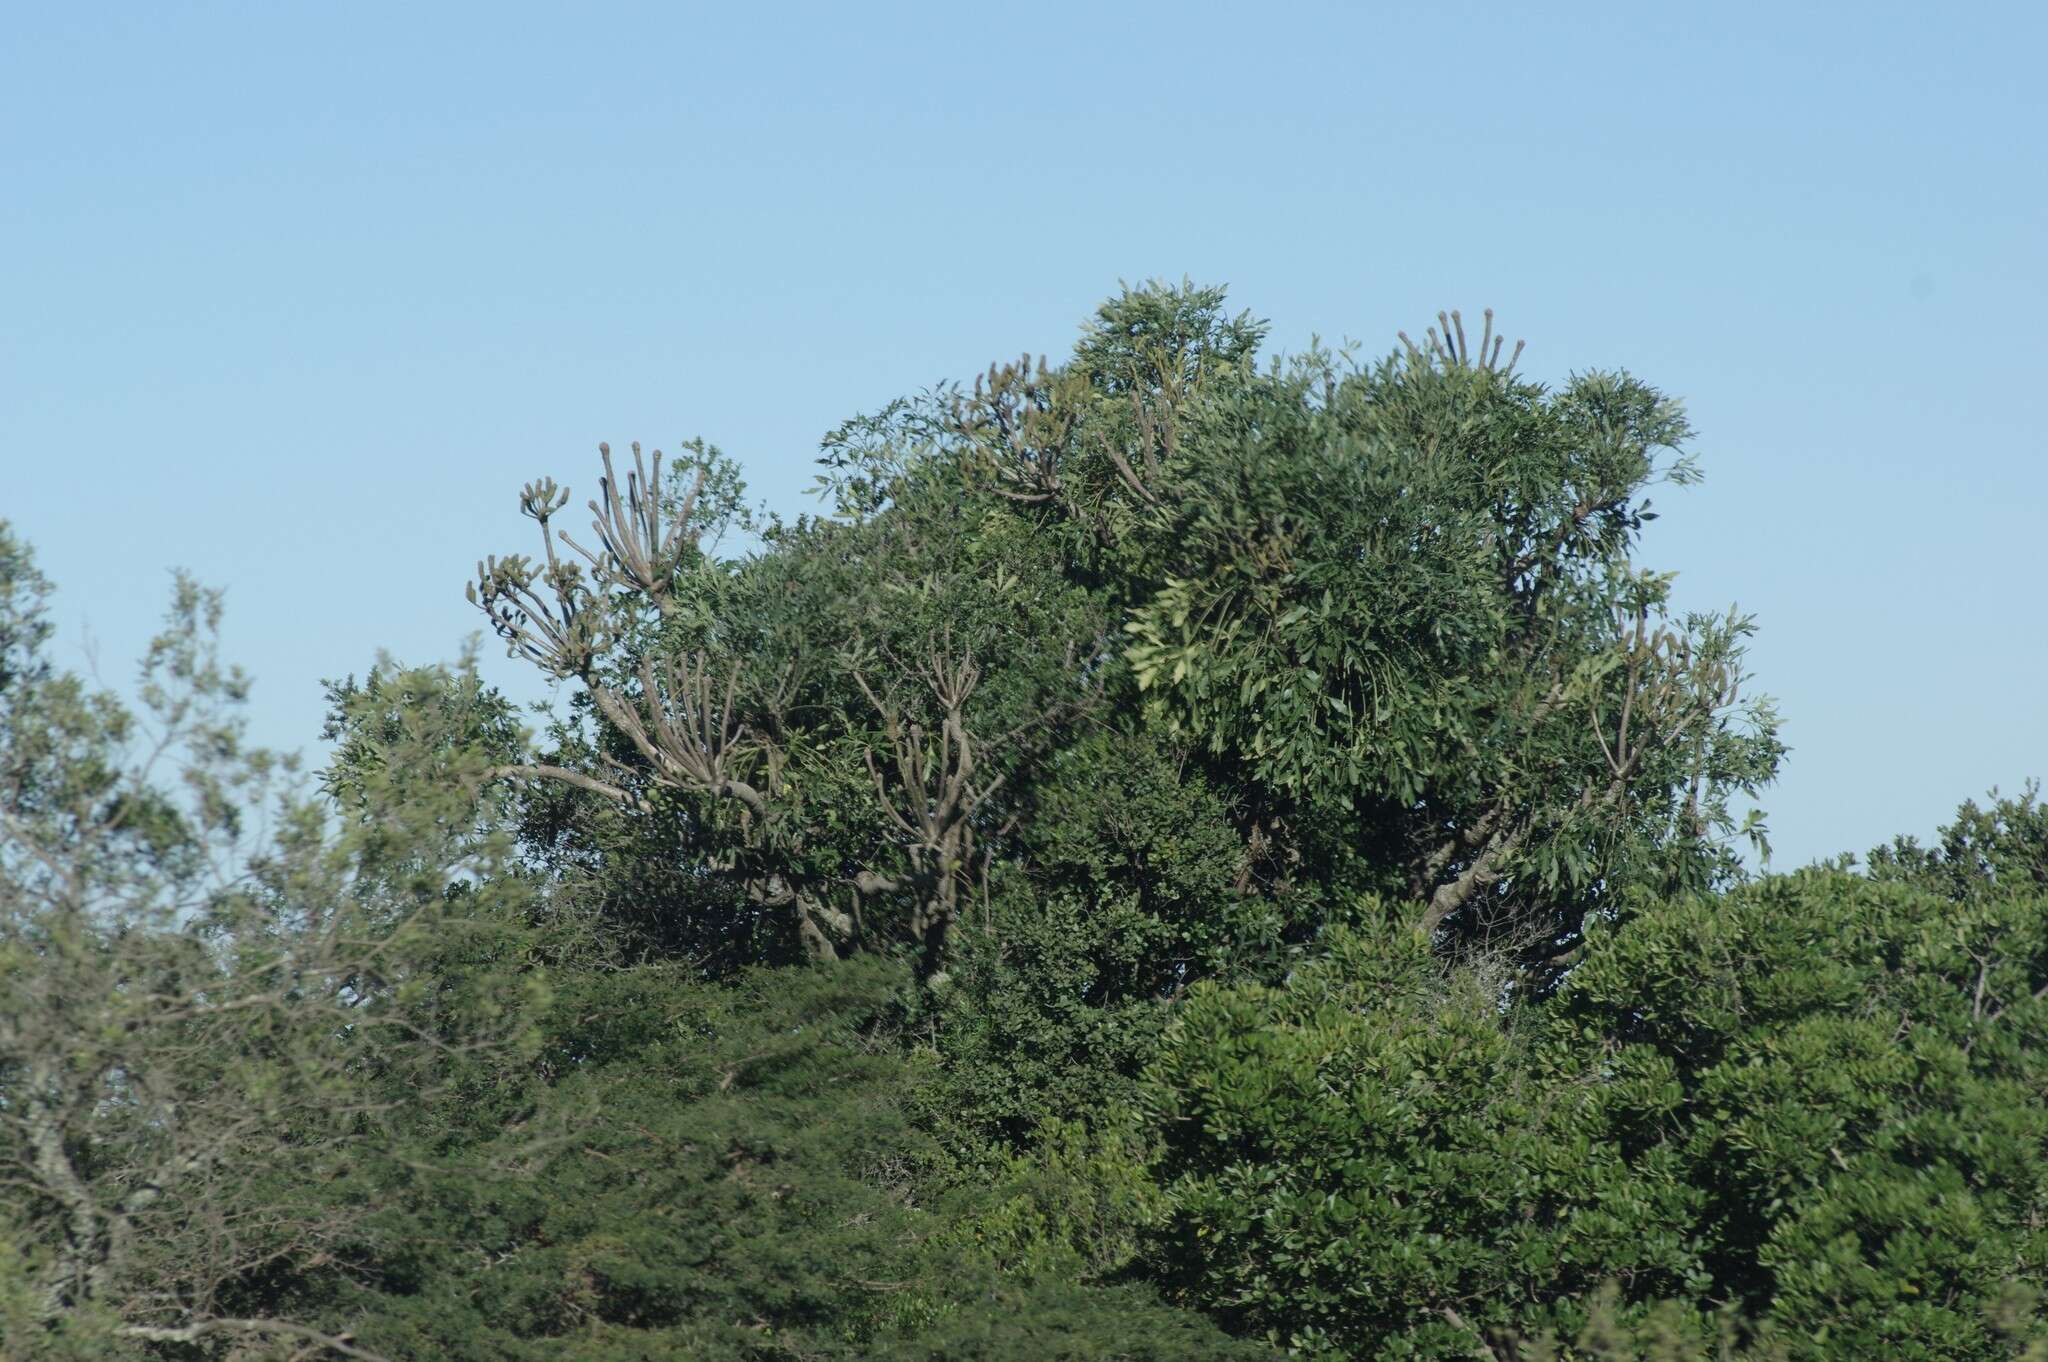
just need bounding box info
[1144,923,1696,1358]
[1115,343,1779,947]
[0,527,545,1359]
[442,284,1788,1177]
[6,285,2037,1362]
[1558,869,2048,1359]
[337,958,930,1360]
[0,528,53,705]
[917,727,1253,1145]
[317,957,1265,1361]
[464,282,1781,1003]
[1867,784,2048,900]
[1146,867,2048,1359]
[930,1118,1167,1282]
[1070,277,1267,394]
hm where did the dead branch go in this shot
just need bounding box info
[120,1316,392,1362]
[851,649,1007,976]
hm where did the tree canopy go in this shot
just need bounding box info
[468,285,1778,983]
[3,284,2041,1361]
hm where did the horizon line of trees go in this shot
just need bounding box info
[4,282,2044,1361]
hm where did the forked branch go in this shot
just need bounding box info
[467,442,707,679]
[853,649,1005,976]
[1399,307,1524,376]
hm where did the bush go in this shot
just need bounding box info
[1142,871,2048,1359]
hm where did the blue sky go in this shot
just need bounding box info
[4,1,2042,868]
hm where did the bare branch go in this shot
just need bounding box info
[849,648,1007,976]
[120,1316,392,1362]
[486,763,651,812]
[555,442,706,610]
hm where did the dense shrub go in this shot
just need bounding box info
[1145,871,2048,1359]
[329,959,1265,1361]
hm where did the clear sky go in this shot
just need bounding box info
[4,2,2042,869]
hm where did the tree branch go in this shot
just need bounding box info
[486,763,650,811]
[120,1316,392,1362]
